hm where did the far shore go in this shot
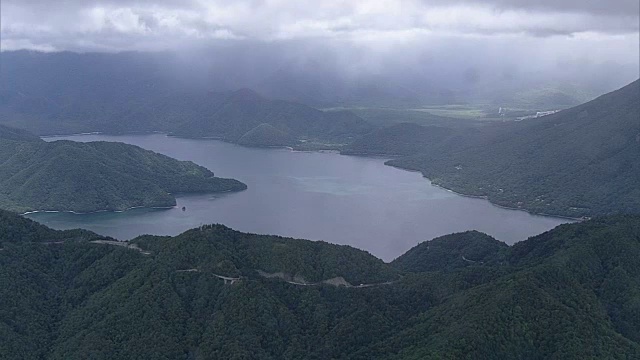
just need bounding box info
[38,132,582,222]
[384,162,585,222]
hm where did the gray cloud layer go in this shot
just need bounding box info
[1,0,637,98]
[431,0,640,16]
[1,0,638,52]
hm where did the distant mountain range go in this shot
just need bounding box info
[168,88,373,145]
[0,51,373,147]
[0,50,622,140]
[0,125,246,213]
[1,209,638,358]
[345,80,640,218]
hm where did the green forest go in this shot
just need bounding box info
[2,51,638,219]
[345,80,640,218]
[0,50,639,360]
[1,209,639,359]
[0,126,246,213]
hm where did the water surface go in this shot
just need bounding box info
[30,134,569,261]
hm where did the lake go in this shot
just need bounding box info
[29,134,569,261]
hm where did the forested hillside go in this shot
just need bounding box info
[346,80,640,218]
[342,123,455,156]
[1,210,638,359]
[170,89,373,145]
[0,126,246,213]
[0,51,372,147]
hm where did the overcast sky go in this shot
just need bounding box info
[2,0,638,51]
[1,0,638,95]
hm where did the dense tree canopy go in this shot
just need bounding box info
[0,127,246,213]
[345,80,640,218]
[1,211,638,359]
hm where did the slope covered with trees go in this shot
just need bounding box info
[236,123,297,147]
[342,122,455,156]
[392,230,508,272]
[0,51,373,148]
[169,88,373,146]
[0,126,246,213]
[1,210,639,359]
[347,80,640,218]
[379,216,640,358]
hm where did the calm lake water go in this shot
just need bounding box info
[30,134,569,261]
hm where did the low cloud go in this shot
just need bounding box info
[0,0,637,97]
[1,0,638,52]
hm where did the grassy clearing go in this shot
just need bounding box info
[325,106,497,128]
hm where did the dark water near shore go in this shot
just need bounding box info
[29,134,569,261]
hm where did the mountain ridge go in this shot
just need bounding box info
[346,79,640,218]
[0,210,639,358]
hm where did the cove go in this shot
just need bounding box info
[28,134,569,261]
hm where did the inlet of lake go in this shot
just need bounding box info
[29,134,570,261]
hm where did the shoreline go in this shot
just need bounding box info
[340,150,404,158]
[42,131,346,155]
[40,132,582,222]
[41,130,167,139]
[385,162,584,222]
[22,205,176,216]
[40,131,103,138]
[21,187,245,217]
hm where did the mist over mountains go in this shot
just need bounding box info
[1,47,637,110]
[0,1,639,358]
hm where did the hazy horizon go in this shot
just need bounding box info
[1,0,638,106]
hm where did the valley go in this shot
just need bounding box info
[27,133,568,261]
[0,30,637,359]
